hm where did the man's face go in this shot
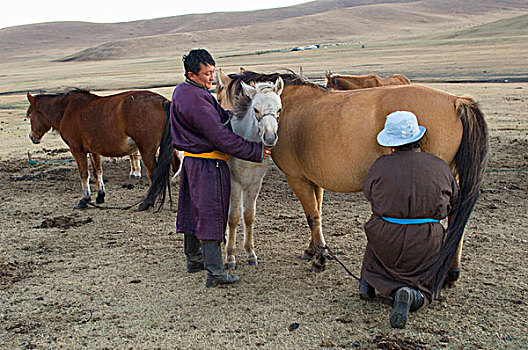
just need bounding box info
[188,63,215,90]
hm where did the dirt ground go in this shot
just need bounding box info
[0,83,527,349]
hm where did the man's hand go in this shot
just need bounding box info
[263,147,272,160]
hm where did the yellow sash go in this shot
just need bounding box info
[183,150,229,161]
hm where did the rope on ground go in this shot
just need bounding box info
[323,245,361,281]
[27,151,74,164]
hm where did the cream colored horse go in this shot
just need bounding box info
[216,69,283,269]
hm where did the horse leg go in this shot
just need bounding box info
[226,181,242,270]
[72,151,90,209]
[89,153,105,204]
[139,149,157,185]
[171,150,183,182]
[129,150,141,179]
[243,182,263,266]
[284,175,326,270]
[444,215,463,287]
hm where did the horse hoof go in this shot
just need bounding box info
[225,262,236,270]
[75,198,88,209]
[310,260,326,272]
[443,269,461,288]
[299,250,314,261]
[129,174,141,179]
[448,269,460,282]
[95,191,105,204]
[310,252,327,272]
[138,201,151,211]
[248,259,258,266]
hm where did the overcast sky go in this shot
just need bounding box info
[0,0,312,29]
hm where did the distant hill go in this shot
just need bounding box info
[1,0,527,62]
[0,0,416,59]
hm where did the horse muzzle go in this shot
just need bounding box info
[259,115,279,147]
[29,133,41,144]
[262,134,278,147]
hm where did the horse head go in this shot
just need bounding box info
[240,78,283,147]
[26,92,52,144]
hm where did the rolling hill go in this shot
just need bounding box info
[0,0,526,93]
[1,0,526,61]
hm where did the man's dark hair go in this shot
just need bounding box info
[182,49,215,79]
[394,138,423,151]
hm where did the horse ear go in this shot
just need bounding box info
[241,81,257,98]
[215,69,223,88]
[274,77,284,96]
[27,92,34,104]
[239,67,245,73]
[216,68,231,89]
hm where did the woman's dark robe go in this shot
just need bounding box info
[361,149,458,303]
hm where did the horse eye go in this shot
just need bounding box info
[253,107,260,114]
[278,108,282,113]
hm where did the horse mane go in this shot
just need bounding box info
[231,82,280,120]
[65,88,91,95]
[226,70,326,102]
[232,90,252,120]
[37,88,92,99]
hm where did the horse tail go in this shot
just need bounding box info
[139,100,174,212]
[427,96,489,298]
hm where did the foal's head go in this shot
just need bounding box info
[238,78,284,147]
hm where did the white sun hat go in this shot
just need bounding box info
[377,111,426,147]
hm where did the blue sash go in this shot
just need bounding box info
[382,216,440,225]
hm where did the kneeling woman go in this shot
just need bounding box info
[359,111,458,328]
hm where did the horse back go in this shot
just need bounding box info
[337,74,382,90]
[274,84,463,191]
[60,90,168,157]
[382,74,411,85]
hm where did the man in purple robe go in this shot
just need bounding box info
[360,111,458,328]
[171,49,272,288]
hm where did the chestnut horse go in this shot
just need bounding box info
[26,89,180,209]
[325,72,411,90]
[221,71,488,297]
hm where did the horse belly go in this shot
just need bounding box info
[228,158,268,188]
[306,160,375,193]
[88,136,138,158]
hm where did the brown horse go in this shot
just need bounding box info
[26,89,180,209]
[216,70,488,296]
[325,72,411,90]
